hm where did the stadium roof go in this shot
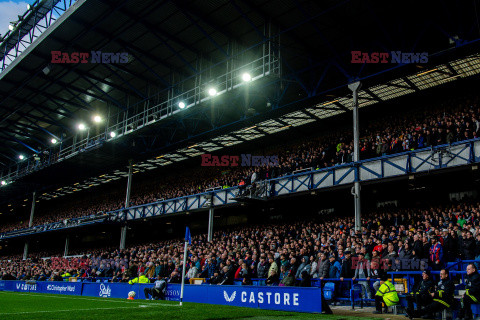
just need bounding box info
[1,0,480,203]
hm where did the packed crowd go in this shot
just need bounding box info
[0,191,120,234]
[2,201,480,287]
[1,95,480,235]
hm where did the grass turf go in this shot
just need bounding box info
[0,291,376,320]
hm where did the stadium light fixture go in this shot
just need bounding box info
[208,88,217,96]
[51,138,57,144]
[77,123,86,131]
[417,68,438,77]
[178,101,186,109]
[242,73,252,82]
[8,20,19,31]
[27,4,32,10]
[42,66,51,75]
[1,181,6,186]
[93,115,102,123]
[109,131,116,138]
[18,155,24,160]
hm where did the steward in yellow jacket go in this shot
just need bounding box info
[374,274,399,314]
[128,273,150,285]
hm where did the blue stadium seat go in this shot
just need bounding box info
[323,282,335,300]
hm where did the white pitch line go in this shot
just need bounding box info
[0,306,148,315]
[0,291,180,306]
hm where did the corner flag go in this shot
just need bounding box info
[185,226,192,245]
[180,226,191,306]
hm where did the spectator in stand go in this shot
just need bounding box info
[298,270,311,287]
[463,231,476,260]
[317,252,329,280]
[280,269,295,287]
[267,257,278,279]
[353,251,371,299]
[266,269,279,286]
[209,271,222,285]
[328,254,341,279]
[340,250,353,281]
[309,255,318,279]
[219,266,234,285]
[429,236,444,271]
[257,256,268,279]
[295,256,310,279]
[242,272,253,285]
[168,271,181,284]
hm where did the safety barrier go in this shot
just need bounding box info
[0,280,323,313]
[3,138,480,241]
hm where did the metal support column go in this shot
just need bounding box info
[23,191,36,260]
[207,206,214,242]
[348,81,362,232]
[22,242,29,261]
[120,160,133,250]
[64,236,70,257]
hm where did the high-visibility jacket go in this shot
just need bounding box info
[128,275,150,285]
[61,273,71,278]
[465,272,480,303]
[376,280,399,306]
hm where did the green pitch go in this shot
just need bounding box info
[0,291,375,320]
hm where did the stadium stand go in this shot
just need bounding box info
[1,93,479,236]
[3,0,480,318]
[2,200,480,284]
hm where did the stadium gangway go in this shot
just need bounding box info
[1,139,480,239]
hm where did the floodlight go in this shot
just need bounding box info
[178,101,186,109]
[93,115,102,123]
[51,138,57,144]
[1,181,6,186]
[242,73,252,82]
[8,24,14,31]
[110,131,116,138]
[77,123,86,131]
[18,155,24,160]
[208,88,217,96]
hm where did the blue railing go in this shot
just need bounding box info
[1,138,480,240]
